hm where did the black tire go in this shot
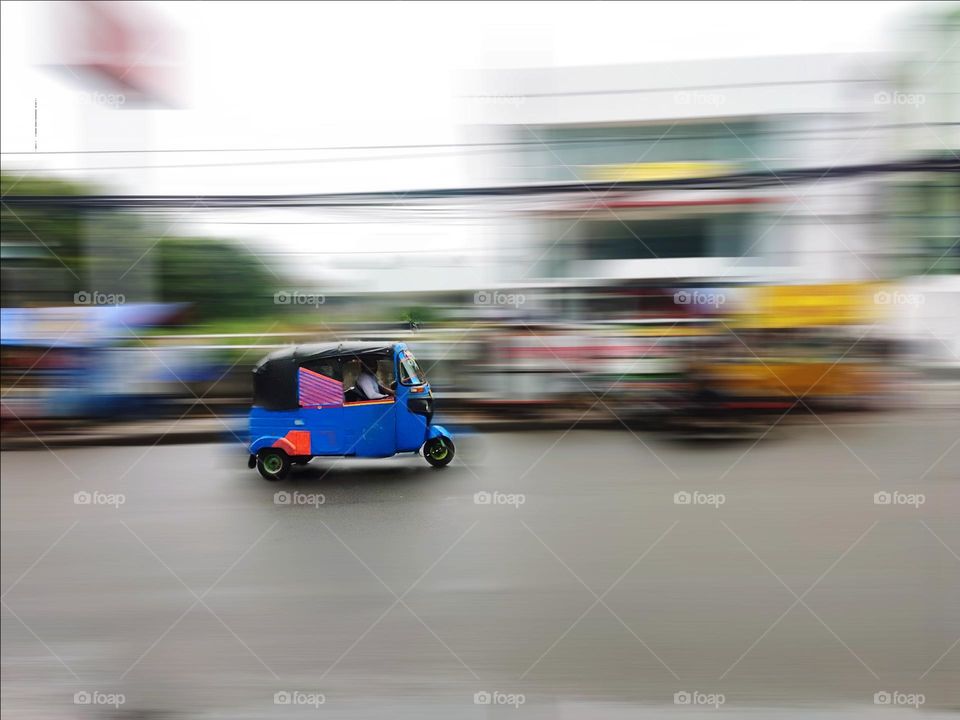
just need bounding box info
[257,448,290,481]
[424,437,455,468]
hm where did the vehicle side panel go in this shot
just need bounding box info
[340,400,397,457]
[249,407,342,456]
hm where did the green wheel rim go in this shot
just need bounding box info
[429,441,449,460]
[263,454,283,473]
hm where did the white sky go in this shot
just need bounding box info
[1,1,921,190]
[0,1,923,289]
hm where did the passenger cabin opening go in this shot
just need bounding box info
[342,353,395,403]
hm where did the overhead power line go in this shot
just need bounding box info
[1,156,956,210]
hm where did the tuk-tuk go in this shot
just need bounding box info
[247,342,454,479]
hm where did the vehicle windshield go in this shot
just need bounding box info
[398,350,426,386]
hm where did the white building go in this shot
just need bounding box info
[460,39,959,363]
[462,53,897,286]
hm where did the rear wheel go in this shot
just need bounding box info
[257,449,290,481]
[424,437,454,468]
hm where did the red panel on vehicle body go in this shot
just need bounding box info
[273,430,311,456]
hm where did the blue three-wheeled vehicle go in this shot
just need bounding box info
[247,342,454,480]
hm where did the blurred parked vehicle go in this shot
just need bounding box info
[0,303,223,430]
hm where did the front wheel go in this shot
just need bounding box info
[257,449,290,481]
[424,437,455,468]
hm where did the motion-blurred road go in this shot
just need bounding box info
[2,412,958,719]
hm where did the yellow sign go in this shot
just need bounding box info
[586,161,736,182]
[734,283,883,328]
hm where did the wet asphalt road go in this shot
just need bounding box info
[2,412,959,718]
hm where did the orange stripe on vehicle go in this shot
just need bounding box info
[273,430,311,455]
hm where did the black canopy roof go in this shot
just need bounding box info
[254,341,395,370]
[251,342,398,410]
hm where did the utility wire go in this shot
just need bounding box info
[2,156,957,210]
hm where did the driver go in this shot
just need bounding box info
[356,357,395,400]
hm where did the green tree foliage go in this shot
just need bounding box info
[157,236,276,320]
[1,174,89,291]
[2,173,280,320]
